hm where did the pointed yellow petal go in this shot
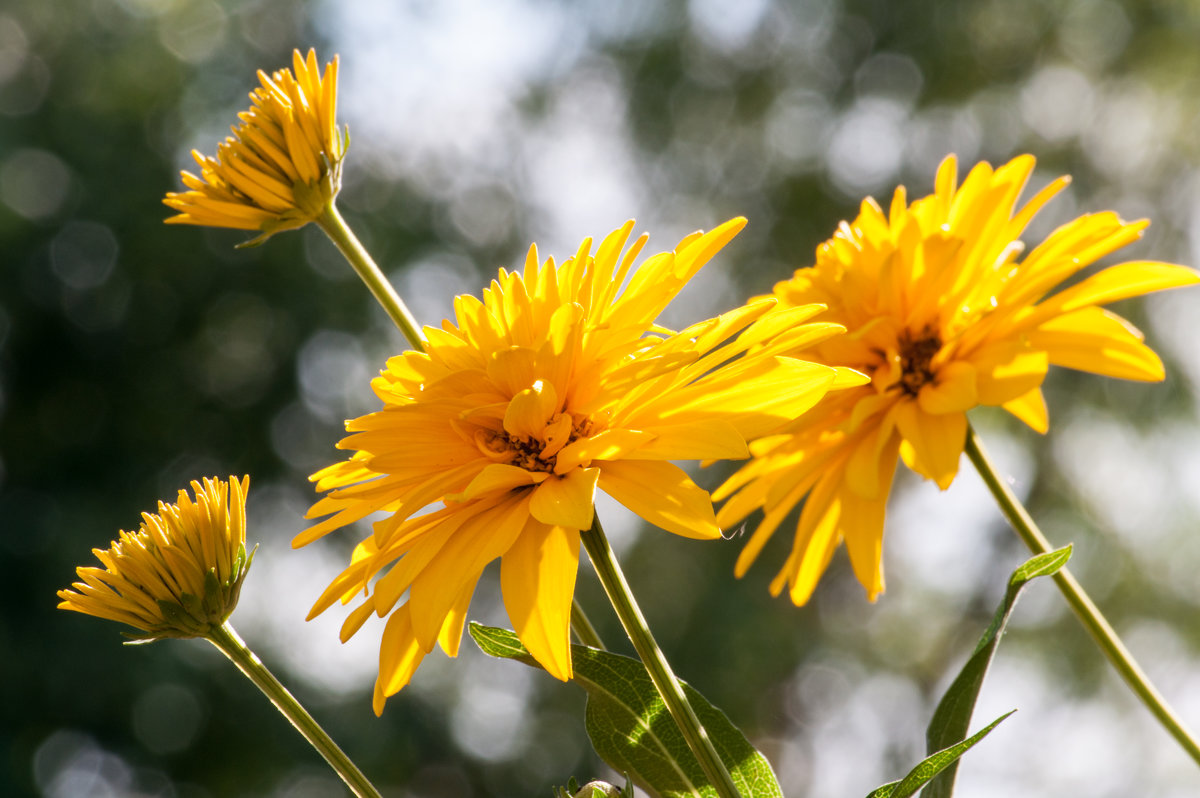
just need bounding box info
[1003,387,1049,434]
[374,603,427,715]
[841,436,898,601]
[339,599,377,643]
[1025,261,1200,327]
[500,521,580,681]
[781,473,844,606]
[1027,306,1165,382]
[437,582,476,658]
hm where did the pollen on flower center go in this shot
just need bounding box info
[897,327,943,395]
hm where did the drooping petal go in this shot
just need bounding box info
[500,521,580,681]
[374,603,428,716]
[894,401,966,489]
[775,471,844,605]
[437,582,476,658]
[407,495,530,650]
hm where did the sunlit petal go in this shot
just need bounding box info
[599,460,721,539]
[501,521,580,681]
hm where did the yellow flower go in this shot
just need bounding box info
[58,476,254,640]
[296,219,865,713]
[163,49,345,244]
[716,155,1200,606]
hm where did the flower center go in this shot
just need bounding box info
[475,415,592,474]
[897,327,942,396]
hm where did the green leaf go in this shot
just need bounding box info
[862,711,1014,798]
[922,545,1071,798]
[470,623,782,798]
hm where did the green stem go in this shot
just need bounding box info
[570,598,606,650]
[965,426,1200,766]
[206,622,384,798]
[316,202,426,352]
[580,515,742,798]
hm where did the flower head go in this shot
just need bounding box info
[163,49,345,244]
[297,219,864,713]
[716,155,1200,605]
[58,476,254,641]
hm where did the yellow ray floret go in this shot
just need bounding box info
[58,476,254,640]
[716,154,1200,606]
[163,49,346,245]
[297,219,867,712]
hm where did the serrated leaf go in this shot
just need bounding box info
[470,623,782,798]
[863,711,1014,798]
[922,546,1071,798]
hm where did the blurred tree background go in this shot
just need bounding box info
[4,0,1200,796]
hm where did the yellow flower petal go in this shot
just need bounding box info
[627,420,748,460]
[500,521,580,681]
[1002,387,1049,434]
[453,463,544,503]
[845,420,899,500]
[529,467,599,530]
[554,428,657,472]
[775,472,844,605]
[598,460,721,539]
[1027,306,1165,382]
[437,583,476,658]
[374,603,427,716]
[894,401,965,489]
[969,341,1049,407]
[1023,261,1200,329]
[841,439,899,601]
[408,495,530,650]
[918,361,978,415]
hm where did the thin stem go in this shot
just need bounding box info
[580,515,742,798]
[316,202,426,352]
[965,426,1200,766]
[570,598,606,650]
[206,622,384,798]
